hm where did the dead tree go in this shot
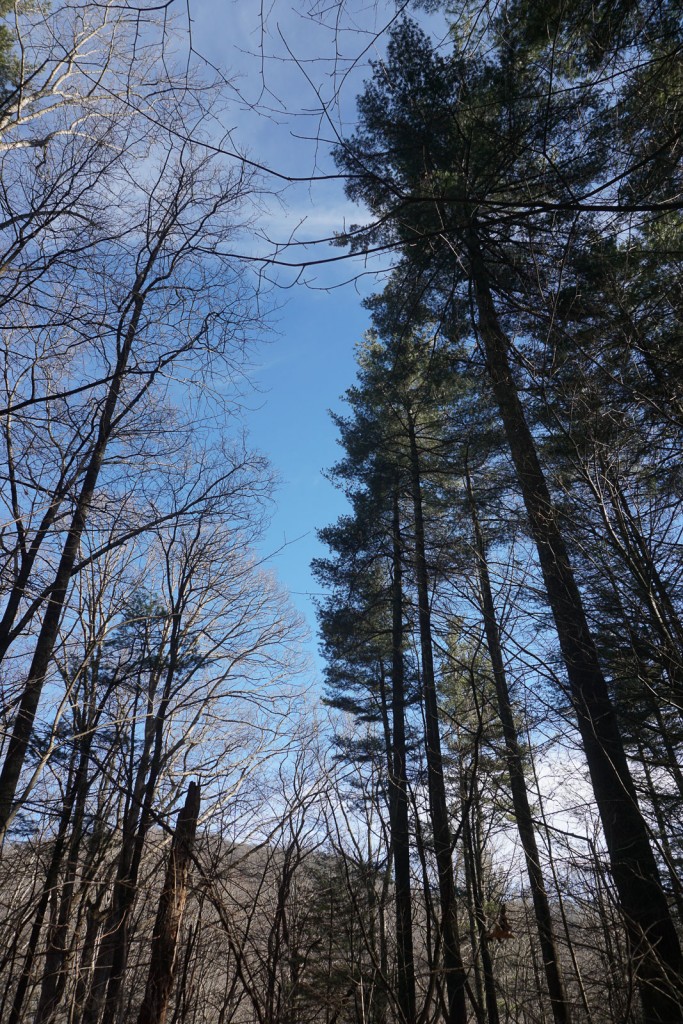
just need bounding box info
[136,781,201,1024]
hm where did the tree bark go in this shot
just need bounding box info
[465,229,683,1023]
[407,417,469,1024]
[0,278,150,844]
[388,486,417,1024]
[136,781,200,1024]
[460,773,498,1024]
[33,729,98,1024]
[7,738,83,1024]
[465,466,570,1024]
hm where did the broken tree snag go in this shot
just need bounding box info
[136,781,201,1024]
[487,905,514,943]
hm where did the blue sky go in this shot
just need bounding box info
[247,280,367,620]
[188,1,408,668]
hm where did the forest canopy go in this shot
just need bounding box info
[0,2,681,1024]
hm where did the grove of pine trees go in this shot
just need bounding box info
[0,1,681,1023]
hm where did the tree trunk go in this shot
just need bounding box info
[460,772,498,1024]
[136,782,200,1024]
[79,680,162,1024]
[387,486,417,1024]
[7,737,81,1024]
[34,709,102,1024]
[465,466,570,1024]
[99,609,185,1024]
[71,891,109,1024]
[465,229,683,1023]
[0,284,148,844]
[407,417,468,1024]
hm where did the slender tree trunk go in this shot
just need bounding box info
[70,892,109,1024]
[79,684,161,1024]
[387,486,417,1024]
[407,417,468,1024]
[136,782,200,1024]
[636,741,683,921]
[8,780,77,1024]
[0,282,149,844]
[465,466,570,1024]
[0,481,70,663]
[33,728,98,1024]
[526,729,595,1023]
[590,839,629,1020]
[7,717,96,1024]
[170,916,199,1024]
[99,611,184,1024]
[465,229,683,1022]
[580,454,683,715]
[605,469,683,712]
[460,773,498,1024]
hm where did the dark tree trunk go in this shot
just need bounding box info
[0,481,69,664]
[601,466,683,714]
[407,417,468,1024]
[34,704,103,1024]
[465,230,683,1023]
[0,285,148,844]
[7,742,81,1024]
[79,685,161,1024]
[465,466,570,1024]
[388,486,417,1024]
[136,782,200,1024]
[636,740,683,921]
[460,775,498,1024]
[97,610,184,1024]
[71,892,108,1024]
